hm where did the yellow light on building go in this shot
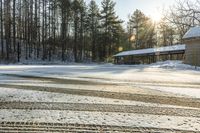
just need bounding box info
[118,47,123,52]
[130,35,135,41]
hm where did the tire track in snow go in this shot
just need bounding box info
[1,84,200,108]
[0,102,200,118]
[0,121,190,133]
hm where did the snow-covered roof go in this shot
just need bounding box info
[114,44,185,57]
[183,27,200,39]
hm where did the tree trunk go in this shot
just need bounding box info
[0,0,4,58]
[13,0,16,52]
[4,0,11,60]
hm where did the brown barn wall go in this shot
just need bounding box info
[185,40,200,66]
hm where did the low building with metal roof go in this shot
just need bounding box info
[114,44,185,64]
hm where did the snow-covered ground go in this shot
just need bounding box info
[1,87,198,110]
[0,60,200,98]
[0,61,200,132]
[1,109,200,131]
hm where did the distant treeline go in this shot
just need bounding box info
[0,0,199,63]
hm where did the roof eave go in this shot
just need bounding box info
[183,36,200,42]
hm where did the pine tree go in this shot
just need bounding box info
[59,0,71,61]
[72,0,80,62]
[100,0,123,60]
[78,0,87,61]
[87,0,100,61]
[128,9,156,49]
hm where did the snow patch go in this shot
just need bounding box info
[149,60,200,70]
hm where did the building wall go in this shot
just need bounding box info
[185,39,200,66]
[115,53,184,65]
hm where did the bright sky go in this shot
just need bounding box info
[85,0,176,24]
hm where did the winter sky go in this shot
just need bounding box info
[85,0,176,24]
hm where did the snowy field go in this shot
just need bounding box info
[0,61,200,132]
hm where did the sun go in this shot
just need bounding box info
[150,12,162,23]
